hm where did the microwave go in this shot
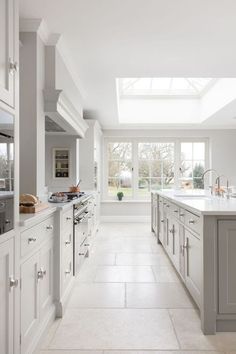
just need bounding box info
[0,109,14,235]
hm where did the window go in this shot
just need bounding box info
[0,142,14,191]
[138,142,174,195]
[104,138,208,199]
[107,142,133,197]
[180,142,205,189]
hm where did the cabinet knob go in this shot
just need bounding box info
[189,219,195,224]
[183,242,189,250]
[66,217,72,220]
[9,60,18,74]
[28,237,37,244]
[169,228,174,234]
[180,213,185,217]
[65,270,71,275]
[5,219,11,224]
[46,225,53,230]
[9,277,18,288]
[37,269,44,280]
[79,252,85,256]
[174,210,178,213]
[160,219,164,223]
[65,240,71,245]
[84,244,90,247]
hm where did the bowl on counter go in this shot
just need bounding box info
[50,193,68,203]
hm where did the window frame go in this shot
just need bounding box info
[103,137,209,201]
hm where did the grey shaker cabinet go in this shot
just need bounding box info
[0,237,15,354]
[218,220,236,314]
[184,228,201,307]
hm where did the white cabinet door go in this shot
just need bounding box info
[185,229,201,306]
[21,252,40,354]
[218,220,236,313]
[0,238,14,354]
[172,219,180,271]
[0,0,15,107]
[39,238,54,321]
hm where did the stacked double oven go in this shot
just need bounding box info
[73,194,93,275]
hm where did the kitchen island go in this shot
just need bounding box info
[152,190,236,334]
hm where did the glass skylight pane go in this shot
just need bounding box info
[119,77,214,97]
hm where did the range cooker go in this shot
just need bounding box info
[73,194,93,275]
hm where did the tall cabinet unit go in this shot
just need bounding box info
[79,119,102,229]
[0,0,17,108]
[0,0,19,353]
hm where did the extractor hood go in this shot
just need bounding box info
[44,89,88,137]
[44,42,88,137]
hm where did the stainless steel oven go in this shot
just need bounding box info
[0,109,14,235]
[73,195,92,275]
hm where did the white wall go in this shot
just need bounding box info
[45,135,79,193]
[101,128,236,221]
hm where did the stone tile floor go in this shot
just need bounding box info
[38,223,236,354]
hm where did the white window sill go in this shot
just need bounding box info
[101,199,151,203]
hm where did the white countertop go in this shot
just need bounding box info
[154,190,236,216]
[19,191,95,228]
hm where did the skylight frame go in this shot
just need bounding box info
[118,78,217,99]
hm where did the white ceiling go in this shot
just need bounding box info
[19,0,236,128]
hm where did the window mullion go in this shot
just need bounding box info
[133,140,139,199]
[174,139,181,189]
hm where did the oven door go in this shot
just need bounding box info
[74,211,89,275]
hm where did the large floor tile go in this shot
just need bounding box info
[39,351,103,354]
[104,351,224,354]
[126,283,195,308]
[87,251,116,265]
[49,309,179,350]
[152,265,181,282]
[94,265,156,282]
[169,309,236,350]
[67,283,125,308]
[116,253,168,266]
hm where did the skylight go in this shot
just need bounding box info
[119,78,214,97]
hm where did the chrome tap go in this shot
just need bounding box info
[201,169,219,195]
[215,175,230,198]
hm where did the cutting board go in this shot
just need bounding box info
[20,203,49,214]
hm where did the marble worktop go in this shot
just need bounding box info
[154,189,236,216]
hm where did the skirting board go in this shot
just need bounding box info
[101,215,151,223]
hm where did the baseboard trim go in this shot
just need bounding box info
[100,215,151,223]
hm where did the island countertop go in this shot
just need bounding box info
[154,189,236,216]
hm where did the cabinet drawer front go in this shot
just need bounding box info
[179,208,185,223]
[62,251,73,292]
[21,216,54,258]
[62,208,73,230]
[63,229,73,250]
[185,210,201,235]
[170,203,179,218]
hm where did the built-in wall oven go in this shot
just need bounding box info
[0,109,14,235]
[73,195,92,275]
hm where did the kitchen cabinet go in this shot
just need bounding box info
[151,193,158,236]
[20,251,40,354]
[53,148,70,179]
[218,220,236,314]
[20,215,55,354]
[0,237,15,354]
[0,0,16,108]
[184,228,201,306]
